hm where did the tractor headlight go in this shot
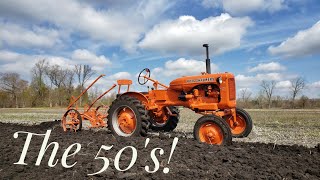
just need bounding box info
[217,77,223,84]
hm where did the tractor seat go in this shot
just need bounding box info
[117,79,132,85]
[117,79,132,94]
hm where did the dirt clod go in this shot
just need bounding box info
[38,120,61,129]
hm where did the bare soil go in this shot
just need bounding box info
[0,121,319,179]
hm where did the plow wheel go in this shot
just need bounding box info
[62,109,82,132]
[224,108,253,138]
[150,106,179,132]
[107,96,150,137]
[194,115,232,145]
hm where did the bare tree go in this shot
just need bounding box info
[0,73,28,108]
[31,59,48,106]
[46,64,67,106]
[64,69,75,98]
[255,91,265,109]
[290,77,305,108]
[46,65,68,88]
[45,64,75,106]
[299,95,309,109]
[32,59,48,88]
[74,65,95,88]
[74,65,95,106]
[239,88,252,108]
[274,95,284,108]
[64,70,75,87]
[260,80,276,109]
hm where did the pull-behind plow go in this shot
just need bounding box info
[62,74,132,132]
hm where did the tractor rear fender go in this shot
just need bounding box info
[118,92,149,105]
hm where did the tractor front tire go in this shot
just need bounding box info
[194,115,232,145]
[150,106,180,132]
[225,108,253,138]
[107,96,150,137]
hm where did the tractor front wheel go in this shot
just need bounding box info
[224,108,253,138]
[107,96,150,137]
[150,106,179,132]
[62,109,82,132]
[194,115,232,145]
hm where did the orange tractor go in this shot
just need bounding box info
[107,44,253,145]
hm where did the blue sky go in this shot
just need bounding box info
[0,0,320,98]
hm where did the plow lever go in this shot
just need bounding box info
[67,74,105,109]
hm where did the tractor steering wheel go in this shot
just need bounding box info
[138,68,151,85]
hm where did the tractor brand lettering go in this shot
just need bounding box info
[186,78,214,83]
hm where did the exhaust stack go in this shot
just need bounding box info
[203,44,211,74]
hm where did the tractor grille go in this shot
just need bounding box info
[228,78,236,101]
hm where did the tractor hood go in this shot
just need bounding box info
[169,72,235,92]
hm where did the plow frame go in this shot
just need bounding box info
[62,74,117,131]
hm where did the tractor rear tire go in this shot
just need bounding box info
[194,115,232,145]
[107,96,150,137]
[150,106,180,132]
[225,108,253,138]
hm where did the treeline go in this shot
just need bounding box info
[237,95,320,109]
[237,80,320,109]
[0,60,115,108]
[0,60,319,109]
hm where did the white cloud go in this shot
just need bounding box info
[84,71,132,96]
[46,56,74,70]
[275,80,291,88]
[107,72,131,80]
[248,62,286,72]
[236,73,283,88]
[256,73,282,81]
[131,58,219,91]
[0,51,38,77]
[269,21,320,57]
[235,74,258,88]
[202,0,286,15]
[0,49,112,78]
[304,81,320,98]
[94,72,131,87]
[0,0,172,52]
[139,14,253,55]
[0,52,75,78]
[153,58,218,77]
[223,0,285,15]
[308,81,320,88]
[238,87,253,93]
[71,49,111,71]
[0,22,61,49]
[0,50,21,62]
